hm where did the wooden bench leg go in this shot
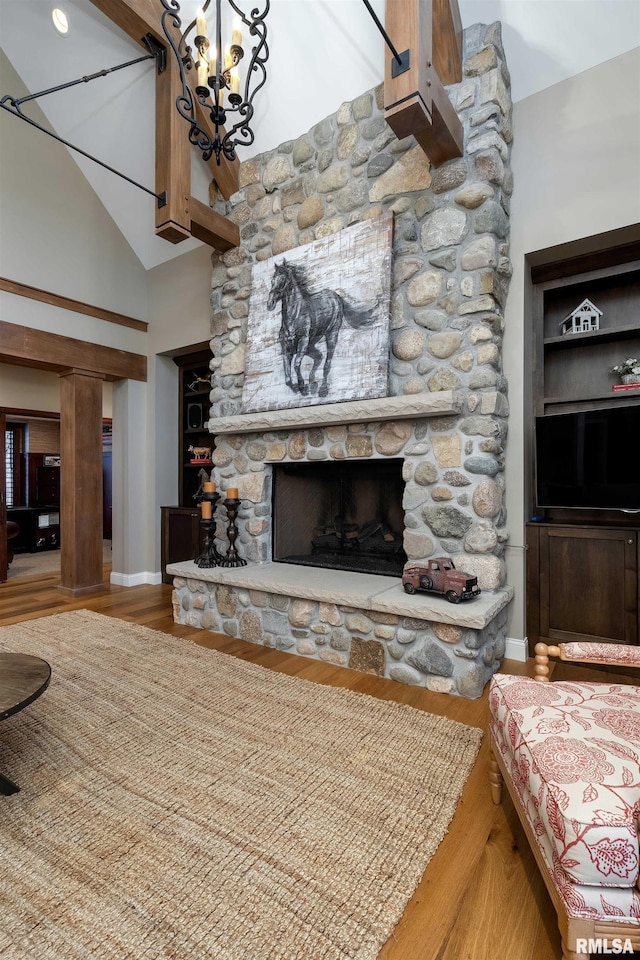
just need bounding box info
[489,749,503,804]
[561,935,585,960]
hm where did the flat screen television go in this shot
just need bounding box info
[535,406,640,511]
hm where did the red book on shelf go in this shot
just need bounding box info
[612,382,640,391]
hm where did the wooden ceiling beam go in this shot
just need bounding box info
[0,321,147,382]
[88,0,239,250]
[384,0,463,167]
[189,197,239,251]
[432,0,463,85]
[88,0,166,48]
[155,50,192,242]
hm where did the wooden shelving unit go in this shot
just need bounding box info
[176,350,214,507]
[160,346,213,581]
[526,237,640,655]
[534,258,640,416]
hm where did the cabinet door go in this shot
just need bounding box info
[36,467,60,506]
[539,526,637,645]
[161,507,204,584]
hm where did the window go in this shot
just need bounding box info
[5,429,14,507]
[4,424,25,508]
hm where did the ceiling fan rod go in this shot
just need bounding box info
[360,0,410,76]
[0,54,167,208]
[8,53,154,107]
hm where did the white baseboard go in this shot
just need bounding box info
[110,571,163,587]
[505,636,528,663]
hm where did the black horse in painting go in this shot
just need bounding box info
[266,259,378,398]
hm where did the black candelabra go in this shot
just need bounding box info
[219,495,246,567]
[193,483,246,567]
[195,489,224,568]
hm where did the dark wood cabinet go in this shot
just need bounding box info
[103,451,112,540]
[7,507,61,552]
[25,455,60,507]
[526,235,640,655]
[527,524,638,650]
[160,506,205,584]
[35,466,60,506]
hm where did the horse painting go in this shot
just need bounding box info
[242,213,393,413]
[266,259,379,398]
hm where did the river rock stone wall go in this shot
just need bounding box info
[206,21,513,579]
[171,573,509,699]
[172,22,515,696]
[209,21,512,421]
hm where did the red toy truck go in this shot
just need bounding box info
[401,557,481,603]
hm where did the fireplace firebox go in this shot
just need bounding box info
[272,459,407,576]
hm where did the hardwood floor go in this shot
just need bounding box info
[0,566,561,959]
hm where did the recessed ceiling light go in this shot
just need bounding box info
[52,8,69,35]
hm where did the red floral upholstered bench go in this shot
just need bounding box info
[489,642,640,960]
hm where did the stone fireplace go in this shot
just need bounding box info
[272,457,406,577]
[168,22,515,697]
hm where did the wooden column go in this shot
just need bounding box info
[58,370,107,598]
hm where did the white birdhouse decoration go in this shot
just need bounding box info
[559,297,602,336]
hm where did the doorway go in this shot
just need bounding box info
[1,363,113,584]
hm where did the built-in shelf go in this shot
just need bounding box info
[544,390,640,405]
[174,348,213,507]
[527,233,640,656]
[544,322,640,347]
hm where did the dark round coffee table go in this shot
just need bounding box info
[0,652,51,795]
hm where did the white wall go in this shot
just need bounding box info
[0,51,147,324]
[0,364,112,418]
[146,245,213,356]
[503,49,640,655]
[145,244,214,572]
[0,49,149,577]
[0,365,60,413]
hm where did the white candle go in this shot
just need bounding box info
[208,47,217,79]
[231,17,242,46]
[229,68,240,96]
[223,44,232,72]
[196,7,207,37]
[197,57,208,87]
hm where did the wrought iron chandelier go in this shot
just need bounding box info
[159,0,270,165]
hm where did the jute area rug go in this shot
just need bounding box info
[0,610,482,960]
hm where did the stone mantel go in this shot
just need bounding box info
[206,392,461,436]
[167,560,513,630]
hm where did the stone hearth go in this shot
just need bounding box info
[168,561,513,698]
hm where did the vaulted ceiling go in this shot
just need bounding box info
[1,0,638,270]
